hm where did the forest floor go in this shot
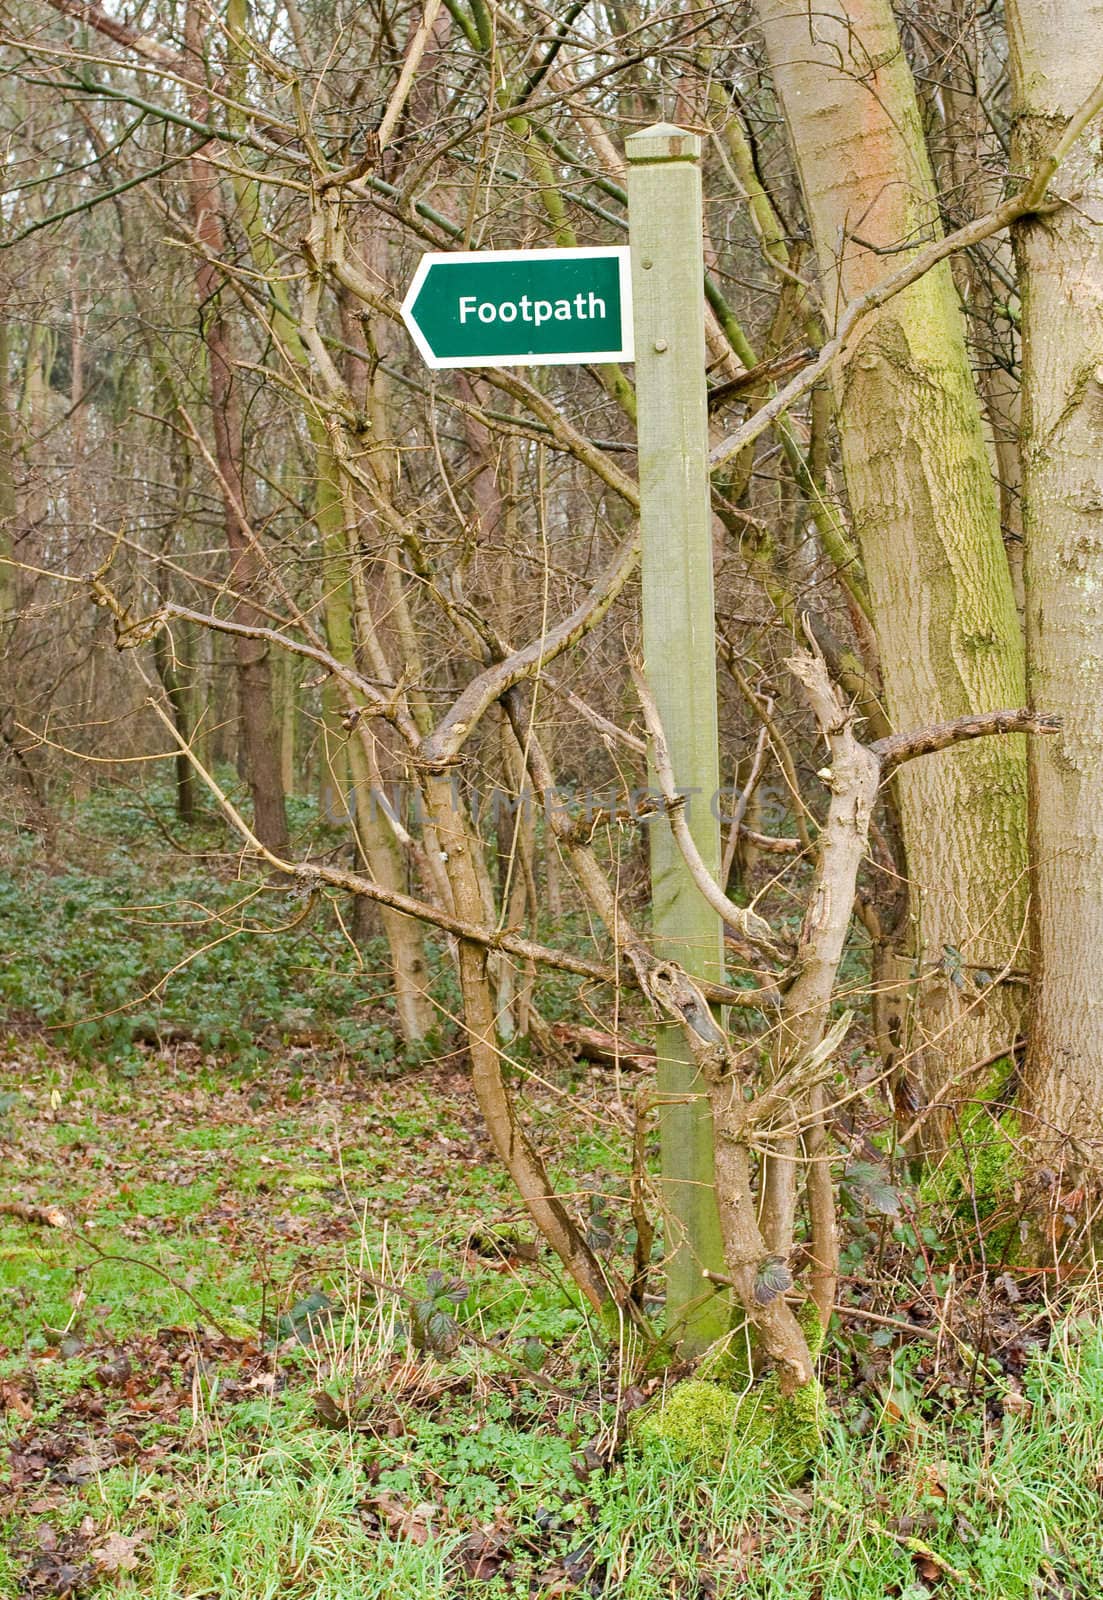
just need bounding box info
[2,796,1103,1598]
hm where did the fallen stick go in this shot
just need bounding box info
[0,1200,69,1228]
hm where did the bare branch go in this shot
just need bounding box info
[134,677,773,1012]
[872,709,1062,773]
[422,530,642,768]
[632,663,780,953]
[43,0,180,65]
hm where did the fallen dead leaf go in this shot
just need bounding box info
[364,1491,434,1544]
[913,1552,944,1584]
[458,1526,508,1581]
[63,1447,115,1483]
[92,1531,149,1573]
[916,1460,949,1501]
[0,1380,33,1421]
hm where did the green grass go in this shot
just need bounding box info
[5,1042,1103,1599]
[4,1325,1102,1597]
[4,794,1103,1597]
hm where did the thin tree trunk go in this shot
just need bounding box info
[279,650,297,797]
[182,0,288,855]
[755,0,1029,1121]
[0,323,13,624]
[1008,0,1103,1196]
[0,320,40,817]
[422,766,617,1320]
[318,676,350,827]
[1,317,52,833]
[318,447,435,1045]
[152,624,197,824]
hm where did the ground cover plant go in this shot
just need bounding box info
[3,811,1103,1599]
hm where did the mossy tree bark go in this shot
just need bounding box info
[1008,0,1103,1199]
[755,0,1029,1109]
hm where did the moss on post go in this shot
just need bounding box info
[632,1304,827,1482]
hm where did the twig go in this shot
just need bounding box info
[0,1200,68,1228]
[898,1039,1025,1148]
[721,643,814,849]
[707,346,818,409]
[721,722,770,884]
[75,1242,244,1342]
[815,1493,969,1583]
[629,1092,656,1307]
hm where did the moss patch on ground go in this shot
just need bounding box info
[634,1305,827,1482]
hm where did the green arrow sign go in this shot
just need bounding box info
[400,247,633,369]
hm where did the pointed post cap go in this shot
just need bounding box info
[625,123,702,163]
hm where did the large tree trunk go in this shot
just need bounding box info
[0,323,13,623]
[1008,0,1103,1194]
[182,1,289,856]
[922,10,1027,619]
[755,0,1029,1110]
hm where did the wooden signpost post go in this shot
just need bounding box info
[626,125,728,1350]
[402,126,726,1351]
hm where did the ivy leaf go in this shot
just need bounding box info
[940,945,967,991]
[92,1531,149,1574]
[520,1337,549,1372]
[586,1200,614,1254]
[753,1256,793,1306]
[845,1160,902,1217]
